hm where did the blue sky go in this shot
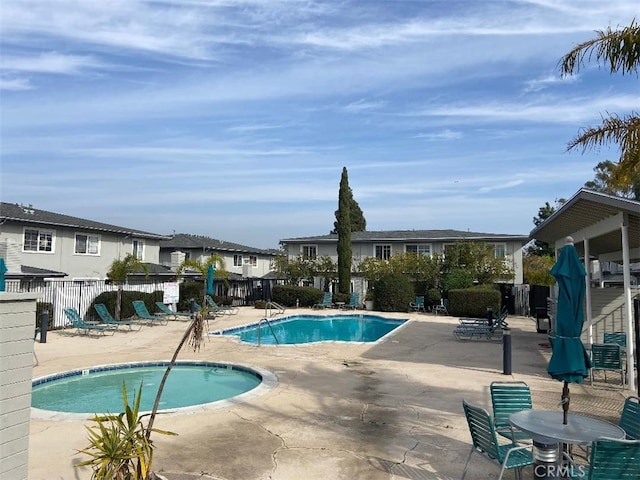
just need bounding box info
[1,1,638,249]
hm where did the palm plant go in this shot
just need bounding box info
[559,19,640,188]
[107,254,149,320]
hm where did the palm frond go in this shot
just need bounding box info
[560,20,640,76]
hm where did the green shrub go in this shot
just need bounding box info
[373,273,414,312]
[426,288,441,308]
[273,284,324,307]
[332,292,350,304]
[448,287,500,317]
[443,269,474,293]
[178,282,203,311]
[254,300,267,309]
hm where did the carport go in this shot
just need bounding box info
[530,188,640,391]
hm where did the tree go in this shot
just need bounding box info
[331,168,366,234]
[523,255,556,286]
[107,254,149,320]
[273,254,316,285]
[335,167,353,294]
[314,255,337,292]
[440,241,514,287]
[176,254,228,304]
[559,20,640,189]
[527,199,566,257]
[584,160,640,200]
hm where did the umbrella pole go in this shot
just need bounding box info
[562,381,570,425]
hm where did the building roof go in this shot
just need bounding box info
[529,188,640,260]
[160,233,277,255]
[5,265,67,279]
[0,202,169,240]
[281,229,529,244]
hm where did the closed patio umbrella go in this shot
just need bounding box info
[206,264,215,296]
[547,237,591,424]
[0,257,6,292]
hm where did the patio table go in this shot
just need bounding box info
[510,410,626,479]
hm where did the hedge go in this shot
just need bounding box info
[447,287,500,318]
[273,284,324,307]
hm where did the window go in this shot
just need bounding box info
[406,244,432,256]
[243,255,257,267]
[75,233,100,255]
[374,244,391,260]
[132,239,144,260]
[234,254,243,267]
[23,228,54,252]
[302,245,317,259]
[494,244,506,259]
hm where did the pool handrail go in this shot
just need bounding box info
[265,301,286,317]
[257,317,280,346]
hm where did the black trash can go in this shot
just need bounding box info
[535,307,549,334]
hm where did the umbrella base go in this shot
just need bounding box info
[533,440,561,479]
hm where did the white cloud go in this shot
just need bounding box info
[414,129,463,140]
[0,77,32,91]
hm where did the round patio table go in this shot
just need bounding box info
[510,410,626,479]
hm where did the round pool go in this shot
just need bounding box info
[31,361,277,420]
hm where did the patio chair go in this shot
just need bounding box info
[434,298,448,315]
[155,301,191,321]
[590,343,624,388]
[619,396,640,440]
[341,292,360,310]
[313,292,333,309]
[94,303,141,331]
[63,308,114,336]
[603,332,627,347]
[409,296,425,312]
[132,300,169,325]
[205,295,239,315]
[461,400,533,479]
[564,437,640,479]
[490,381,533,443]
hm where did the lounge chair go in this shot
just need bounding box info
[453,317,504,341]
[132,300,169,325]
[155,302,191,321]
[94,303,141,331]
[409,295,425,312]
[205,295,239,315]
[341,292,360,310]
[434,298,449,315]
[313,292,333,309]
[63,307,114,336]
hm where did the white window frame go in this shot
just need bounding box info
[74,233,100,255]
[23,227,55,253]
[233,254,243,267]
[405,244,432,257]
[243,255,258,267]
[301,244,317,259]
[132,239,144,260]
[494,243,507,259]
[374,244,392,260]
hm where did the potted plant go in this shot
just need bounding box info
[364,290,374,311]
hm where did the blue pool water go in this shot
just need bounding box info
[214,314,406,345]
[32,361,264,415]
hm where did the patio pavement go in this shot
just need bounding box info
[29,308,633,480]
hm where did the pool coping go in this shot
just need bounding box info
[209,313,411,346]
[31,360,278,422]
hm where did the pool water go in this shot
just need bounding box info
[32,362,262,414]
[215,314,406,345]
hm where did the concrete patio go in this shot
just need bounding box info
[29,308,632,480]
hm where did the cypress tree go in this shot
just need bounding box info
[336,167,352,294]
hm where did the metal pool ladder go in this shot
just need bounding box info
[257,318,280,346]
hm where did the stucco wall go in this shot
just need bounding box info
[0,292,39,480]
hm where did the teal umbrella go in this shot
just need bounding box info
[547,237,592,424]
[206,264,215,296]
[0,257,6,292]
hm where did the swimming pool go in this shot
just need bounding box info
[31,361,277,420]
[213,314,407,345]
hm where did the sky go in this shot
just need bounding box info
[1,1,638,250]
